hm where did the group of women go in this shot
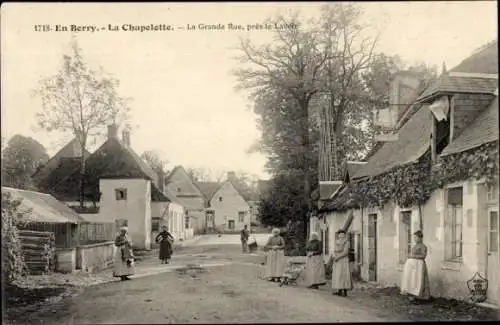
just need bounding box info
[263,227,353,296]
[263,227,430,302]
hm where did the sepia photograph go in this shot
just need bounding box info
[1,1,499,323]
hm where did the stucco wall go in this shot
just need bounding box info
[99,178,151,249]
[210,181,250,230]
[76,241,114,272]
[325,178,493,302]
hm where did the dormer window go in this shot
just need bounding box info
[115,188,127,200]
[219,196,223,202]
[429,96,451,160]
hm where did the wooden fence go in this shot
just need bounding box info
[19,230,56,275]
[78,222,116,245]
[19,222,75,249]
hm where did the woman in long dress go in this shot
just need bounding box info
[264,228,286,282]
[400,230,431,302]
[330,229,353,296]
[305,232,326,289]
[113,227,136,281]
[155,225,174,264]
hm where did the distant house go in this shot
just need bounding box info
[164,166,208,233]
[35,124,192,249]
[206,172,255,231]
[318,40,499,306]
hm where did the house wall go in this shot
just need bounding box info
[99,178,152,250]
[164,168,206,232]
[325,178,494,302]
[210,181,250,230]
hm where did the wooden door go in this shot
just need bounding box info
[228,220,235,230]
[487,207,499,305]
[368,214,378,282]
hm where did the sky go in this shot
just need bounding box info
[1,2,497,180]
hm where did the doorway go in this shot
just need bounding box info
[368,213,378,282]
[487,207,499,305]
[228,220,235,230]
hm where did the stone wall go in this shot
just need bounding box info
[76,241,115,272]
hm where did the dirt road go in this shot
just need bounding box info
[7,244,402,324]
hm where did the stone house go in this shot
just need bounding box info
[207,172,254,231]
[164,165,210,233]
[318,40,499,306]
[34,124,191,249]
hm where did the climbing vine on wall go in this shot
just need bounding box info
[432,141,499,188]
[323,141,499,213]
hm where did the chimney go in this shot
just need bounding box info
[122,129,130,147]
[156,170,165,193]
[107,124,118,139]
[227,171,236,182]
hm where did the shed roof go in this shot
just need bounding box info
[2,187,85,224]
[441,96,499,156]
[353,106,432,179]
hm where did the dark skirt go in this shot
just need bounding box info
[159,240,173,260]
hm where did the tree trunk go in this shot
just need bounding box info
[79,153,85,208]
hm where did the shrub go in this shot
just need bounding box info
[1,192,27,285]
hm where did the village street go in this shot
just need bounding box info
[6,235,403,324]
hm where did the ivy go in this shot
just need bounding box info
[1,192,28,285]
[326,141,499,212]
[432,141,499,187]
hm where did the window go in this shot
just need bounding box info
[152,218,160,232]
[445,187,463,260]
[489,209,499,253]
[176,187,181,192]
[219,196,223,202]
[399,211,412,264]
[185,216,190,229]
[435,118,451,155]
[115,188,127,200]
[487,184,498,202]
[238,211,245,223]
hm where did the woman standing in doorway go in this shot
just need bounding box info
[113,227,136,281]
[264,228,286,282]
[400,230,431,302]
[330,229,353,296]
[155,225,174,264]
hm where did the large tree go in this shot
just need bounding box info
[34,39,130,207]
[234,3,380,248]
[1,134,49,190]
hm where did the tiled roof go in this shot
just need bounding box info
[417,73,498,102]
[230,179,259,201]
[319,182,342,200]
[163,186,185,207]
[441,96,499,156]
[37,157,82,193]
[353,106,432,179]
[195,181,221,201]
[319,184,359,212]
[2,187,85,224]
[451,40,498,74]
[49,138,168,202]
